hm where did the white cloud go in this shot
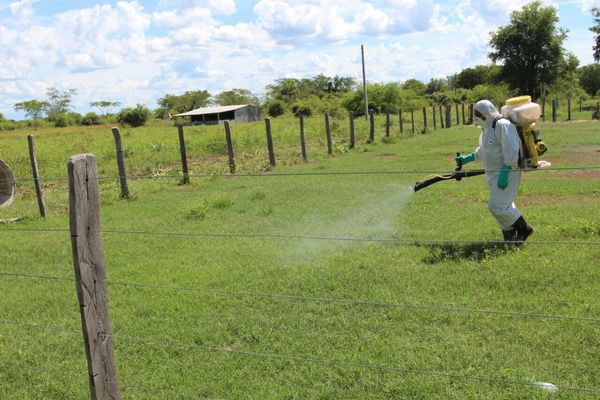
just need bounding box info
[8,0,38,21]
[156,0,236,15]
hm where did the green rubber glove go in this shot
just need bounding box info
[498,164,511,190]
[455,152,475,168]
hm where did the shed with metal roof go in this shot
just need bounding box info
[172,104,261,125]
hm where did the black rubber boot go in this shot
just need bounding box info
[512,216,534,242]
[502,229,517,242]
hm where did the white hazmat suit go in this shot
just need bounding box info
[472,100,523,231]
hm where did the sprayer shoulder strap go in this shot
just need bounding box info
[492,117,505,130]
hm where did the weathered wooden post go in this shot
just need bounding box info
[385,110,390,137]
[349,111,355,149]
[399,110,404,134]
[368,109,375,142]
[461,103,466,125]
[455,103,460,125]
[579,97,582,112]
[224,121,236,173]
[68,154,121,400]
[567,96,572,121]
[439,105,444,128]
[469,103,474,125]
[432,104,437,129]
[445,105,452,128]
[299,115,307,162]
[176,124,190,184]
[410,108,415,134]
[265,118,276,167]
[111,128,129,198]
[325,112,332,154]
[552,99,557,122]
[27,135,46,218]
[422,107,427,132]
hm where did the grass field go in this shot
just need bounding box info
[0,115,599,399]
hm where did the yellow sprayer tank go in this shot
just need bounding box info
[501,96,546,168]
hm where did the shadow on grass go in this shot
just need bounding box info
[422,242,515,264]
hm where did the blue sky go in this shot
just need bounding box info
[0,0,598,119]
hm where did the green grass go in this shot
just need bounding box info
[0,116,599,399]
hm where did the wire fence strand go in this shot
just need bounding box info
[3,165,599,183]
[1,227,599,246]
[2,271,598,323]
[1,318,598,395]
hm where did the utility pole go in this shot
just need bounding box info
[361,44,369,120]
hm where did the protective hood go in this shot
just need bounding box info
[475,100,501,129]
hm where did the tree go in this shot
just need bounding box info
[157,90,211,115]
[402,79,426,94]
[489,1,567,100]
[215,89,259,106]
[14,100,49,126]
[592,8,600,62]
[117,104,151,127]
[579,64,600,96]
[425,78,449,94]
[90,101,121,115]
[451,65,501,90]
[46,87,77,115]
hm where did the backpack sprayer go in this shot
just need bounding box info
[413,96,549,192]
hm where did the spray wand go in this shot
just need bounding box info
[413,152,485,192]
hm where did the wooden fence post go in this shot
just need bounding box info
[432,105,437,129]
[461,103,466,125]
[265,118,276,167]
[552,99,557,122]
[68,154,121,400]
[111,128,129,198]
[368,109,375,143]
[349,111,355,149]
[422,107,427,132]
[567,96,572,121]
[469,103,474,125]
[410,108,415,134]
[299,115,308,162]
[445,105,452,128]
[224,121,236,173]
[455,103,460,125]
[176,124,190,184]
[439,105,444,128]
[27,135,46,218]
[385,110,390,137]
[325,112,332,154]
[399,110,403,134]
[579,97,582,112]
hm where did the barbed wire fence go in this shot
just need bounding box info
[1,148,600,399]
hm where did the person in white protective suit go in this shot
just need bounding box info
[455,100,534,242]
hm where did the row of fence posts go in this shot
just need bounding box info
[20,99,600,215]
[544,97,600,122]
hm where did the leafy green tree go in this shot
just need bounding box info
[579,64,600,96]
[425,78,449,94]
[451,65,501,90]
[90,101,121,115]
[117,104,151,127]
[550,53,582,97]
[592,8,600,62]
[81,112,102,125]
[215,88,259,106]
[46,87,77,116]
[14,100,49,126]
[489,1,567,99]
[157,90,211,115]
[401,79,426,94]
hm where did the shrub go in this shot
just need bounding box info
[266,100,285,117]
[51,113,72,127]
[81,112,101,125]
[293,104,312,117]
[117,104,150,127]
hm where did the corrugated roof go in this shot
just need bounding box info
[173,104,251,117]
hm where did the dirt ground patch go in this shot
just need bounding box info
[518,192,600,207]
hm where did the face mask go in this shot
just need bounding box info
[474,116,484,127]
